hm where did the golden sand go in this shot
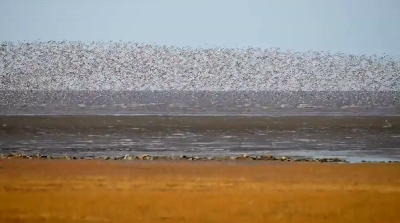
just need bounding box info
[0,160,399,223]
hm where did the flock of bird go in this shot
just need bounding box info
[1,41,399,92]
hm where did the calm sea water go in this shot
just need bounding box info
[1,91,399,162]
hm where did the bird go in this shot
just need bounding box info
[383,120,392,128]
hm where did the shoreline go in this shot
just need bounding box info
[0,152,348,163]
[2,152,400,163]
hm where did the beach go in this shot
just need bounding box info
[1,159,399,223]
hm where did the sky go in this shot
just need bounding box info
[1,0,399,55]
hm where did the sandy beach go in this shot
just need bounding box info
[0,160,400,223]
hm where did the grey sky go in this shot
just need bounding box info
[1,0,399,55]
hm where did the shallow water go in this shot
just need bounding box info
[1,91,400,115]
[1,90,400,163]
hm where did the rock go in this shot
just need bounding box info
[230,156,237,160]
[188,157,194,161]
[264,155,275,160]
[281,156,288,161]
[297,158,312,162]
[138,154,150,160]
[243,154,249,158]
[38,155,52,159]
[179,155,187,159]
[320,158,336,163]
[123,155,134,160]
[11,152,22,157]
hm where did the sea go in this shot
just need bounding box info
[1,91,399,163]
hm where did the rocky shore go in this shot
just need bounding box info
[2,152,399,163]
[0,153,400,163]
[0,152,356,163]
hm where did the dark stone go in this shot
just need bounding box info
[10,152,20,157]
[123,155,135,160]
[264,155,275,160]
[139,154,150,160]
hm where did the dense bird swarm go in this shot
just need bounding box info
[1,41,399,91]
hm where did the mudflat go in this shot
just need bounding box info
[0,160,399,223]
